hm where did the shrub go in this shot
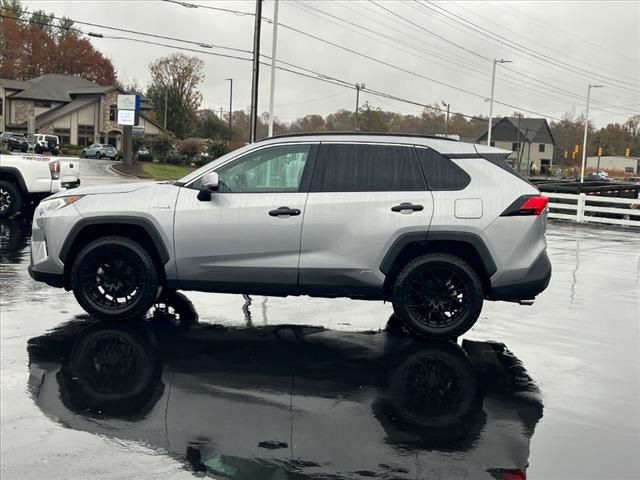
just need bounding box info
[60,144,82,156]
[166,153,186,165]
[151,134,174,162]
[207,140,228,159]
[179,138,203,159]
[136,152,154,162]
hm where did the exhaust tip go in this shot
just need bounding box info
[519,299,535,306]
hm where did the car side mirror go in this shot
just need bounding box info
[197,172,219,201]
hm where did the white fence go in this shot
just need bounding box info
[546,192,640,227]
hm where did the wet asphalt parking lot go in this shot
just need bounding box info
[1,164,639,480]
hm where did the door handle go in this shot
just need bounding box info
[269,206,301,217]
[391,203,424,212]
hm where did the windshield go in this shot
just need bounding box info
[178,143,255,184]
[45,136,58,143]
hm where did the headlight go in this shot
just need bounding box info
[37,195,84,215]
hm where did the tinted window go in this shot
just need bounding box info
[416,148,471,191]
[194,144,311,193]
[310,144,425,192]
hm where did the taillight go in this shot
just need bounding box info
[501,195,548,216]
[49,161,60,180]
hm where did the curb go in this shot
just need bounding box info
[108,164,139,178]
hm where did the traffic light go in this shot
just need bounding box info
[597,146,603,156]
[625,147,631,157]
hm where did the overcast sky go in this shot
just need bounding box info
[23,0,640,127]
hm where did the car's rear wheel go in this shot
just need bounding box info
[391,253,483,340]
[34,145,42,154]
[96,152,102,159]
[71,236,160,321]
[0,181,22,218]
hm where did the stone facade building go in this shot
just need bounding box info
[1,74,168,149]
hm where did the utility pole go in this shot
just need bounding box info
[249,0,264,143]
[442,101,450,136]
[580,84,603,183]
[354,83,365,130]
[267,0,279,137]
[163,89,168,129]
[226,78,233,141]
[487,58,512,146]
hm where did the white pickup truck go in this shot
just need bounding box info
[0,154,80,218]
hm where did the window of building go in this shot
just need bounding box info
[210,144,312,193]
[416,148,471,191]
[512,142,520,151]
[625,167,634,173]
[77,125,95,146]
[34,101,52,108]
[0,98,3,116]
[109,104,117,122]
[539,144,545,152]
[310,144,425,192]
[53,128,71,145]
[490,141,495,147]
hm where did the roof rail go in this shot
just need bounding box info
[262,131,459,142]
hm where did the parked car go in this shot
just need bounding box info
[5,134,29,153]
[1,131,20,144]
[32,134,60,155]
[80,143,121,160]
[29,133,552,339]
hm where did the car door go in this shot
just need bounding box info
[299,143,434,298]
[173,142,317,295]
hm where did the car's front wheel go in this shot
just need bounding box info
[71,236,160,321]
[96,152,102,159]
[80,150,86,158]
[391,253,484,340]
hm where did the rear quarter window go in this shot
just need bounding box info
[416,147,470,191]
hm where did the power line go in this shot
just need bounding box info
[290,1,634,116]
[417,0,640,93]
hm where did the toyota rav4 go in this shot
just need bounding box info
[29,133,551,339]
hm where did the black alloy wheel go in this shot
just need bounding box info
[0,181,22,218]
[71,236,159,321]
[392,254,483,340]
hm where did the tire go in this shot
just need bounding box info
[0,181,23,218]
[7,145,12,152]
[391,253,484,340]
[80,150,86,158]
[146,290,199,329]
[34,145,42,154]
[71,236,160,321]
[52,149,59,156]
[96,152,102,159]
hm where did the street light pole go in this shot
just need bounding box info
[487,58,511,146]
[354,83,365,130]
[580,84,603,183]
[226,78,233,140]
[267,0,279,138]
[249,0,264,143]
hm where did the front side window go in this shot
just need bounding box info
[196,144,312,193]
[310,144,425,192]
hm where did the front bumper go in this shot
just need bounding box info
[489,252,552,301]
[28,266,65,288]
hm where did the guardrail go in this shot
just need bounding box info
[546,192,640,227]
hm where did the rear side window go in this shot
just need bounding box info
[416,147,470,190]
[310,144,425,192]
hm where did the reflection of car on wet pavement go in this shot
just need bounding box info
[28,133,551,340]
[27,315,543,480]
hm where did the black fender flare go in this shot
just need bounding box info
[59,216,171,265]
[379,231,497,277]
[0,167,28,193]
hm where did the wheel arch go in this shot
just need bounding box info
[60,217,170,288]
[381,231,497,295]
[0,167,28,194]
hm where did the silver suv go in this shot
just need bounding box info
[29,133,551,339]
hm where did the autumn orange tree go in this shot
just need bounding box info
[0,0,116,85]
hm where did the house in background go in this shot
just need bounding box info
[477,117,555,174]
[0,74,168,149]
